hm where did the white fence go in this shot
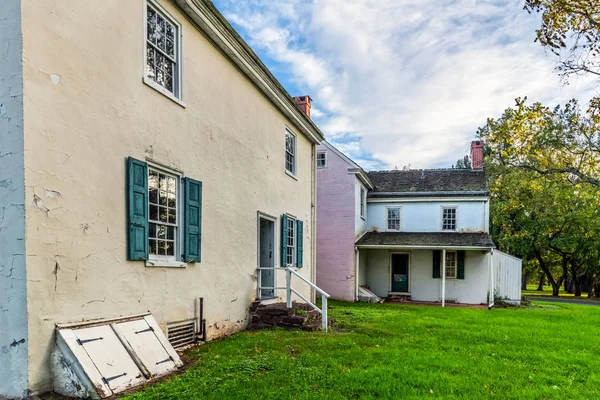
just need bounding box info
[493,250,522,304]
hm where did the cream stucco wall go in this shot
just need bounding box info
[21,0,316,392]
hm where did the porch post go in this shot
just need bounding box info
[355,248,360,301]
[442,248,446,308]
[489,250,494,308]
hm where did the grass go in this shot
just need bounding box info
[121,300,600,400]
[521,284,597,300]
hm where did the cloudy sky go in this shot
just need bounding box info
[213,0,597,170]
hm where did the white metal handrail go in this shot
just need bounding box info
[256,266,330,332]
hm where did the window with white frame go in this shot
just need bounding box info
[316,151,327,168]
[285,129,296,175]
[442,207,457,231]
[360,187,366,218]
[387,208,401,231]
[146,2,181,97]
[286,216,296,266]
[148,168,179,259]
[445,251,457,278]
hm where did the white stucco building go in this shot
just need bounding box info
[0,1,324,398]
[317,140,521,305]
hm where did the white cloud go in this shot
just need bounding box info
[216,0,597,168]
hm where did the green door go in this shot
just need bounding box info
[391,254,409,293]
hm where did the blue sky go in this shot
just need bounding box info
[212,0,597,170]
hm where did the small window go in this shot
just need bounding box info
[148,168,179,260]
[286,216,296,266]
[316,151,327,168]
[146,2,181,98]
[360,187,366,218]
[445,251,457,278]
[442,207,457,231]
[285,129,296,175]
[387,208,401,231]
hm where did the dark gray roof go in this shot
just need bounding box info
[367,169,488,197]
[356,231,495,248]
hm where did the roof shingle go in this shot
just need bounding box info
[356,231,495,248]
[367,169,487,196]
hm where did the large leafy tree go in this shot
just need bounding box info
[525,0,600,80]
[479,98,600,187]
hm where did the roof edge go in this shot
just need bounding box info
[369,190,490,198]
[175,0,325,144]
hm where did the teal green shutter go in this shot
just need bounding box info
[296,220,303,267]
[457,250,465,279]
[184,178,202,263]
[127,157,149,261]
[432,250,441,278]
[281,215,288,266]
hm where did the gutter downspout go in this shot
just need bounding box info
[311,143,317,302]
[488,250,495,309]
[355,247,360,301]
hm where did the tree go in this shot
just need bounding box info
[454,155,471,169]
[525,0,600,81]
[485,143,600,296]
[479,97,600,187]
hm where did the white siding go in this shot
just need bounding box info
[493,250,522,304]
[363,249,490,304]
[366,200,488,233]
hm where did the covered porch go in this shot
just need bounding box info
[355,232,496,306]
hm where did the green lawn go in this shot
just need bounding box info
[123,301,600,400]
[521,284,597,300]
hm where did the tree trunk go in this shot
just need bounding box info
[522,271,530,290]
[536,273,545,291]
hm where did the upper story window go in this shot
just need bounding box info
[317,151,327,168]
[285,129,296,176]
[387,208,401,231]
[442,207,457,231]
[360,187,366,219]
[148,168,179,260]
[145,2,182,99]
[445,251,457,278]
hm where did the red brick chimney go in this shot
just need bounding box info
[471,140,484,170]
[293,95,312,118]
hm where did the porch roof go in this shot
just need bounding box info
[355,231,495,250]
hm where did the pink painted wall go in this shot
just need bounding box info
[316,145,357,301]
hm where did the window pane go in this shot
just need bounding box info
[165,241,175,256]
[150,205,159,221]
[168,208,177,224]
[167,227,175,240]
[149,188,158,205]
[159,206,168,222]
[149,223,156,238]
[149,239,158,255]
[159,190,167,206]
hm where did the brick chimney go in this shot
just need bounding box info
[293,95,312,118]
[470,140,484,170]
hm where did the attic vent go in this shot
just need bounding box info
[166,319,197,349]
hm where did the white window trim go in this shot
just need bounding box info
[386,206,402,232]
[285,128,297,178]
[445,250,458,279]
[143,0,186,108]
[285,214,297,267]
[146,161,187,268]
[316,151,327,169]
[441,206,458,232]
[360,187,366,220]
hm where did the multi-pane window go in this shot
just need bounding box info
[146,3,179,96]
[445,251,457,278]
[442,207,457,231]
[360,188,366,218]
[285,130,296,175]
[286,217,296,266]
[387,208,401,231]
[148,168,178,258]
[316,151,327,168]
